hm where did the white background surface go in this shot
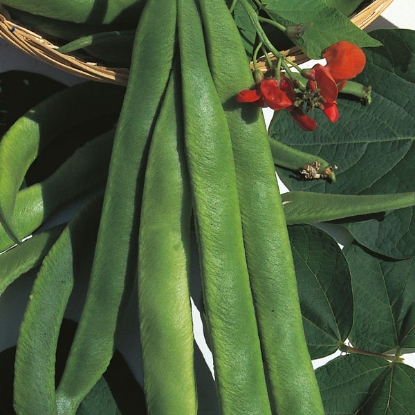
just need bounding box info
[0,0,414,405]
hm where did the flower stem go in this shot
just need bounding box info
[240,0,307,78]
[252,41,263,73]
[258,16,287,32]
[229,0,238,13]
[239,0,283,60]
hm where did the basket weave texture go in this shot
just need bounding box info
[0,0,394,86]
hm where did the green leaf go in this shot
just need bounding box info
[233,0,258,59]
[289,225,352,359]
[316,354,415,414]
[325,0,364,16]
[272,29,415,258]
[262,0,380,58]
[345,242,415,353]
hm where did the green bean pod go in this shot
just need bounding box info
[282,191,415,224]
[1,0,146,25]
[138,60,197,415]
[0,129,114,252]
[57,30,135,67]
[0,225,64,294]
[199,0,325,413]
[14,193,103,415]
[54,0,177,412]
[7,7,124,40]
[268,137,337,182]
[178,1,271,413]
[0,82,124,241]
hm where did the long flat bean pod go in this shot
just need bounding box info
[14,194,103,415]
[199,0,325,413]
[0,82,124,241]
[54,0,177,413]
[1,0,145,25]
[138,60,197,415]
[178,1,271,413]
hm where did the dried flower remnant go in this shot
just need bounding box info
[300,161,338,180]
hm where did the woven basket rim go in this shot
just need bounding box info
[0,0,394,85]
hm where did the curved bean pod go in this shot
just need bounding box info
[178,1,271,413]
[14,193,103,415]
[138,61,197,415]
[0,129,114,252]
[55,0,178,412]
[0,82,124,241]
[0,225,64,294]
[199,0,325,413]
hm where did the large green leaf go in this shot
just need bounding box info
[272,29,415,258]
[345,242,415,354]
[325,0,364,16]
[289,224,352,359]
[316,354,415,414]
[262,0,380,58]
[232,0,258,59]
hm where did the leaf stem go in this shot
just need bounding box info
[339,343,404,363]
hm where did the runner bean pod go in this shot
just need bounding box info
[178,0,271,413]
[55,0,177,412]
[0,82,124,242]
[14,194,103,415]
[138,60,197,415]
[199,0,325,413]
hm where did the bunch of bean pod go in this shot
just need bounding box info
[0,0,328,414]
[139,0,323,413]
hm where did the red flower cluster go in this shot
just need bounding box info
[236,41,366,131]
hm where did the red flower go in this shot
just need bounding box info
[311,65,339,123]
[290,109,318,131]
[322,41,366,89]
[236,42,365,131]
[321,102,339,123]
[236,78,293,111]
[312,65,338,104]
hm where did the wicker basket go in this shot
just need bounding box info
[0,0,394,86]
